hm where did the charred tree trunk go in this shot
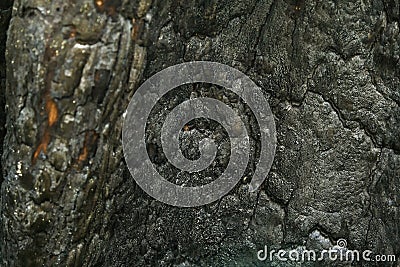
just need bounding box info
[1,0,399,266]
[1,0,149,265]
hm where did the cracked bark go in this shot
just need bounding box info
[1,0,399,266]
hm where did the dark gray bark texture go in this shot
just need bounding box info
[1,0,399,266]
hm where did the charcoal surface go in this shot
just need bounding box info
[1,0,399,266]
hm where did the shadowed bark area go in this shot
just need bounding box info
[1,0,399,266]
[0,0,13,193]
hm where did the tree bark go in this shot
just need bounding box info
[1,0,399,266]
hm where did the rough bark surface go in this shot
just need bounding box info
[1,0,399,266]
[0,0,13,191]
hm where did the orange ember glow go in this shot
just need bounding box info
[32,95,58,163]
[32,131,50,163]
[45,97,58,127]
[78,147,88,162]
[77,131,98,164]
[95,0,103,7]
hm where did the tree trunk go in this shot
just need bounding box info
[1,0,399,266]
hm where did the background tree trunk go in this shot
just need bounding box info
[1,0,399,266]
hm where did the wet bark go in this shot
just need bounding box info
[1,0,399,266]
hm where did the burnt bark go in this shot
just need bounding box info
[0,0,13,190]
[1,0,399,266]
